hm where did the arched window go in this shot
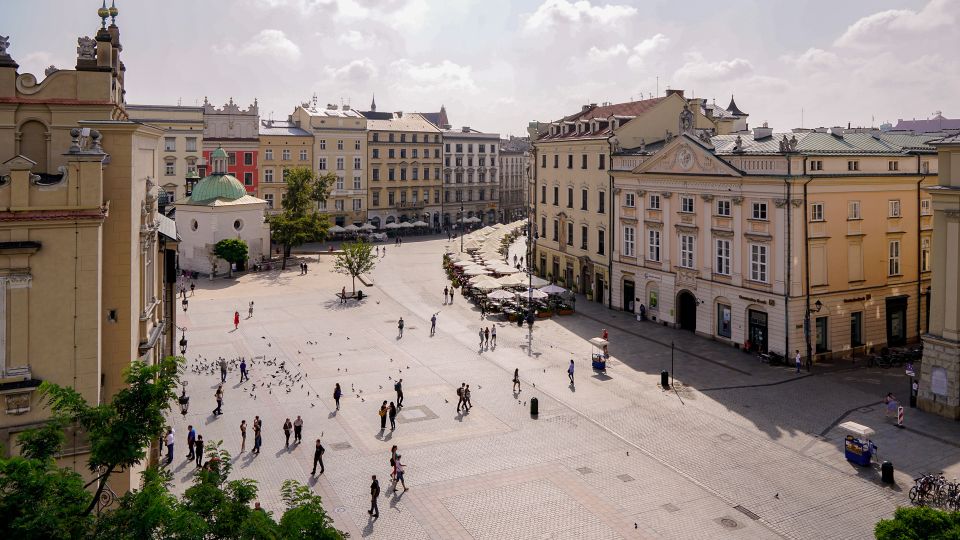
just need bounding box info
[19,121,48,173]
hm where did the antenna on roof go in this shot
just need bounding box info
[312,93,318,109]
[177,97,182,106]
[656,76,659,97]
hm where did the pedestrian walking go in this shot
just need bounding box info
[333,383,342,410]
[368,475,380,517]
[194,434,204,467]
[190,281,195,296]
[382,246,386,257]
[388,402,397,431]
[239,359,248,382]
[430,313,437,336]
[885,393,898,419]
[443,286,449,304]
[252,421,262,455]
[283,418,292,448]
[378,401,388,430]
[456,383,466,412]
[395,379,404,408]
[240,420,247,453]
[513,368,520,393]
[213,384,224,416]
[303,262,309,274]
[397,317,404,338]
[568,359,575,384]
[479,328,485,349]
[513,254,518,265]
[795,350,802,374]
[491,326,497,346]
[389,445,399,480]
[484,327,490,347]
[233,311,240,330]
[393,456,407,492]
[480,303,486,319]
[376,246,380,257]
[165,428,174,465]
[464,385,472,410]
[310,438,325,475]
[449,287,454,303]
[293,415,303,444]
[219,357,227,382]
[248,301,254,318]
[186,425,196,460]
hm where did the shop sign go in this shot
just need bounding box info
[738,294,775,306]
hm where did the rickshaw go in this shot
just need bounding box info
[590,337,609,374]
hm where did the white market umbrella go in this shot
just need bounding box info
[399,221,415,228]
[491,266,520,275]
[471,276,502,290]
[360,223,376,231]
[496,274,528,287]
[385,222,400,229]
[540,284,568,295]
[328,225,346,233]
[464,267,491,276]
[521,288,549,300]
[529,275,550,288]
[453,260,474,267]
[412,220,428,227]
[487,289,517,300]
[344,224,360,232]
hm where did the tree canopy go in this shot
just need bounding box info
[875,506,960,540]
[213,238,249,276]
[268,167,333,269]
[333,240,377,295]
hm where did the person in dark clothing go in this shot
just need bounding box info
[213,384,224,416]
[368,475,380,517]
[333,383,342,410]
[397,317,404,338]
[194,434,204,467]
[310,439,325,475]
[378,401,388,430]
[513,369,521,393]
[283,418,292,448]
[239,359,248,382]
[394,379,404,408]
[293,416,303,444]
[186,425,196,460]
[388,402,397,431]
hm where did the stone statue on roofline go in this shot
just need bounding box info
[77,36,96,60]
[679,102,694,134]
[0,36,10,56]
[733,135,744,153]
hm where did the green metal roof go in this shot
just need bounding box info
[189,173,247,203]
[210,146,229,159]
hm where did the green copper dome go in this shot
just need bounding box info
[189,173,247,203]
[210,146,229,160]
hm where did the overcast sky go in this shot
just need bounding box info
[3,0,955,136]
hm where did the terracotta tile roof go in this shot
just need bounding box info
[536,97,666,142]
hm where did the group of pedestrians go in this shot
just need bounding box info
[163,425,208,468]
[455,383,473,413]
[298,261,309,275]
[478,326,496,349]
[375,245,387,258]
[442,286,455,304]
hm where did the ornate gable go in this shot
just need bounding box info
[632,135,741,177]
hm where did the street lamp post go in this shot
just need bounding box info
[527,224,536,357]
[460,203,464,253]
[181,297,188,313]
[178,326,188,356]
[177,381,190,417]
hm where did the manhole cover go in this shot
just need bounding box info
[334,507,347,513]
[718,433,735,442]
[576,467,594,475]
[331,442,352,451]
[719,518,739,529]
[616,474,635,482]
[662,503,680,513]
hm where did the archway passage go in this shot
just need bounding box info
[677,290,697,331]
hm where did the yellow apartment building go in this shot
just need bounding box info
[127,104,204,202]
[258,118,313,212]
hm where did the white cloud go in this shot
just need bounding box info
[587,44,628,62]
[674,53,753,82]
[781,47,841,71]
[390,59,477,93]
[835,0,954,48]
[240,29,302,62]
[336,30,370,49]
[251,0,335,15]
[324,57,378,83]
[524,0,637,33]
[627,33,669,67]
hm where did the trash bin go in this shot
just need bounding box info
[881,461,894,484]
[661,370,669,389]
[530,397,538,416]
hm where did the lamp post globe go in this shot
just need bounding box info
[177,383,190,417]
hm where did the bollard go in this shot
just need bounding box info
[530,397,539,416]
[897,406,904,428]
[661,370,669,389]
[881,461,894,484]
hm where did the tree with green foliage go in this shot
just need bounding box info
[0,356,346,539]
[333,240,376,296]
[875,506,960,540]
[268,166,333,269]
[213,238,249,277]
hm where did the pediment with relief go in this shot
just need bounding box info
[631,135,741,177]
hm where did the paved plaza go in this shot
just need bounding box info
[167,234,960,539]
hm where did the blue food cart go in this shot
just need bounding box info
[590,337,609,374]
[838,421,876,466]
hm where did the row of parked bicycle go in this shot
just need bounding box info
[910,473,960,510]
[868,346,923,369]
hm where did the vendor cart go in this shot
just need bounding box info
[590,337,609,374]
[838,421,877,466]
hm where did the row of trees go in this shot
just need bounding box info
[0,356,345,539]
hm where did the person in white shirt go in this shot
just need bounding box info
[164,428,175,465]
[795,350,802,374]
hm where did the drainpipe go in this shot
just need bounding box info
[783,158,792,357]
[803,158,813,371]
[916,154,924,339]
[608,154,614,309]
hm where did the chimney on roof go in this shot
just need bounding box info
[582,104,591,111]
[462,126,470,133]
[395,111,403,118]
[752,122,773,140]
[666,89,684,98]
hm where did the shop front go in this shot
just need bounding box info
[886,296,908,347]
[747,308,768,353]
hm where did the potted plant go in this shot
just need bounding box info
[585,286,594,301]
[556,302,574,315]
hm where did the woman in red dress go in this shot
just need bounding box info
[234,311,240,330]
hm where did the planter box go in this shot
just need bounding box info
[557,309,574,316]
[537,311,553,318]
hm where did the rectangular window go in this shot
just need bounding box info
[244,172,253,186]
[321,139,328,149]
[400,168,407,181]
[567,155,573,169]
[815,316,828,353]
[388,149,395,159]
[810,202,824,221]
[888,160,899,171]
[680,235,695,269]
[717,304,732,338]
[372,168,380,181]
[847,160,859,171]
[467,143,472,153]
[581,189,588,210]
[228,152,236,165]
[337,140,344,150]
[388,191,395,205]
[354,157,362,169]
[479,144,485,153]
[336,157,344,170]
[541,154,546,168]
[334,199,344,211]
[553,155,559,168]
[597,229,605,255]
[921,198,931,215]
[263,193,274,209]
[850,312,864,347]
[541,216,546,236]
[623,226,635,257]
[372,148,380,159]
[318,157,327,170]
[681,196,694,213]
[888,199,901,218]
[715,239,731,275]
[567,187,573,208]
[265,148,273,160]
[401,149,407,159]
[244,152,253,165]
[598,154,606,170]
[888,240,901,276]
[649,194,660,210]
[165,161,175,176]
[424,168,430,180]
[810,160,823,171]
[186,137,197,152]
[553,186,559,206]
[388,168,395,181]
[750,244,768,282]
[848,200,861,220]
[264,169,274,183]
[335,176,344,190]
[300,149,308,161]
[412,168,419,180]
[372,191,380,206]
[164,137,176,152]
[353,175,361,190]
[282,149,291,161]
[752,202,768,220]
[716,199,730,216]
[353,199,362,211]
[581,225,588,250]
[648,230,661,261]
[552,219,558,241]
[598,191,605,214]
[624,193,635,208]
[922,237,931,272]
[412,149,418,159]
[355,140,361,150]
[567,222,573,246]
[541,185,546,203]
[581,154,588,169]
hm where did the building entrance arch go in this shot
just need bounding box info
[676,290,697,331]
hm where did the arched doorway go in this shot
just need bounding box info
[676,290,697,331]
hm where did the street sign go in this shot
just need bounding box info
[905,362,915,377]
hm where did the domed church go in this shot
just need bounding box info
[174,145,268,275]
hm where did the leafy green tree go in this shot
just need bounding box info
[268,167,333,269]
[213,238,249,277]
[875,506,960,540]
[333,240,376,295]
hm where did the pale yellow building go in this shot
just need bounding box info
[258,118,313,212]
[532,91,719,304]
[361,104,442,229]
[0,10,177,501]
[127,104,204,202]
[289,103,368,226]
